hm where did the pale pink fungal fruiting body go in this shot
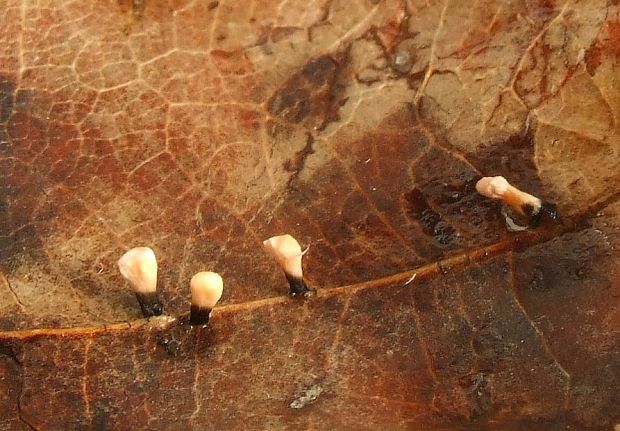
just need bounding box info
[189,271,224,325]
[475,176,559,228]
[118,247,158,294]
[190,271,224,310]
[118,247,163,317]
[263,234,304,279]
[263,234,312,297]
[475,176,541,216]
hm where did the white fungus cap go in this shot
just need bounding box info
[476,175,541,212]
[476,176,510,200]
[190,271,224,309]
[262,234,304,279]
[118,247,158,294]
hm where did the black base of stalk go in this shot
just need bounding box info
[135,292,164,317]
[190,305,212,326]
[530,201,559,226]
[521,201,559,227]
[285,274,312,297]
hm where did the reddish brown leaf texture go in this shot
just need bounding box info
[0,0,619,429]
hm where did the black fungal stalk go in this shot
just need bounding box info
[285,273,312,297]
[135,292,164,317]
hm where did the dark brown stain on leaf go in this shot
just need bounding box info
[403,188,459,247]
[0,76,15,124]
[410,145,506,247]
[0,81,52,274]
[0,343,27,429]
[267,54,349,131]
[513,221,620,428]
[471,130,546,198]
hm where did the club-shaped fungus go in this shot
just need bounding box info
[189,271,224,326]
[476,176,558,228]
[118,247,164,317]
[263,234,313,297]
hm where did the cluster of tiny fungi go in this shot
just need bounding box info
[118,176,557,325]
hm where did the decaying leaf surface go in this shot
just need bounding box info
[0,0,619,429]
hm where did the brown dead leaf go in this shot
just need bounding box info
[0,0,619,429]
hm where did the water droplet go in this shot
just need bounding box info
[390,39,416,74]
